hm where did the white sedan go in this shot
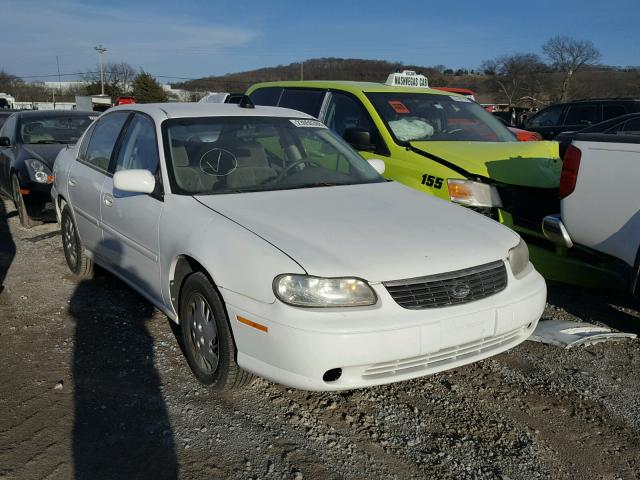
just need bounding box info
[51,101,546,391]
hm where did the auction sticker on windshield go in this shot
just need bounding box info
[290,119,326,128]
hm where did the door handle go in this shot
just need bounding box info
[103,194,113,207]
[68,177,77,187]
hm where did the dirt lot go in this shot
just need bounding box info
[1,198,640,480]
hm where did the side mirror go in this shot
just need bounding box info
[113,169,155,194]
[343,127,375,152]
[367,159,386,175]
[0,137,10,147]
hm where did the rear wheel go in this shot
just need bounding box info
[61,204,93,278]
[12,174,39,228]
[179,272,253,390]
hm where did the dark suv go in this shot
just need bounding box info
[523,98,640,139]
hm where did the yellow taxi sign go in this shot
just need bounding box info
[385,70,429,88]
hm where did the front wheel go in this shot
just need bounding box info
[179,272,253,390]
[12,175,39,228]
[61,204,93,278]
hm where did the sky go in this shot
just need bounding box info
[1,0,638,83]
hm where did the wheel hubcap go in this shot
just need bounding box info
[186,293,219,374]
[63,217,77,268]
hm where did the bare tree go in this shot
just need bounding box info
[82,62,136,94]
[481,53,547,106]
[542,36,601,101]
[0,70,23,92]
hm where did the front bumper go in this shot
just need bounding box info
[21,181,55,221]
[220,265,546,391]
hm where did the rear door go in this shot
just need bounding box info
[100,113,164,303]
[68,111,130,253]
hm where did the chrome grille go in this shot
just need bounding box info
[383,261,507,309]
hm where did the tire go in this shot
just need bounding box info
[12,174,40,228]
[179,272,253,390]
[61,204,94,278]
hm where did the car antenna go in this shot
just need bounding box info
[239,95,255,109]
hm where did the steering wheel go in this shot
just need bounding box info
[265,158,322,184]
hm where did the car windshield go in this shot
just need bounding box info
[163,116,384,195]
[18,114,96,144]
[367,92,515,143]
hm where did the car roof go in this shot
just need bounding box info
[16,110,96,118]
[107,102,315,121]
[249,80,454,96]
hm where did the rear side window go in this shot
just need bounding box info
[81,111,130,171]
[603,104,627,121]
[250,87,282,107]
[564,105,599,126]
[528,106,563,128]
[278,89,325,117]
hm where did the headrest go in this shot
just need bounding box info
[233,142,268,167]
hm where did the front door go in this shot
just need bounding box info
[100,113,164,303]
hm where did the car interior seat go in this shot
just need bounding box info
[171,143,217,193]
[225,140,277,189]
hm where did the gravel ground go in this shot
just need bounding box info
[1,198,639,480]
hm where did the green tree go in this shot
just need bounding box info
[132,72,167,103]
[85,81,123,98]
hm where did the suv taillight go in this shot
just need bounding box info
[559,145,581,199]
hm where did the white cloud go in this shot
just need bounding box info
[2,0,260,78]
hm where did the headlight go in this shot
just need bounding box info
[447,179,502,208]
[273,274,377,307]
[27,160,53,184]
[508,239,530,279]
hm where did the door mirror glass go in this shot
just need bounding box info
[367,159,385,175]
[343,127,374,151]
[113,169,155,194]
[0,137,10,147]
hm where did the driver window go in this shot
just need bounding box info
[325,92,384,153]
[82,112,130,172]
[115,114,159,173]
[528,105,563,128]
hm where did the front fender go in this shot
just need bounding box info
[160,195,305,315]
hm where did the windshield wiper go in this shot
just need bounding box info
[30,140,67,144]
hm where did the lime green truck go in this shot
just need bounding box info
[246,72,623,288]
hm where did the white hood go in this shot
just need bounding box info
[195,182,520,282]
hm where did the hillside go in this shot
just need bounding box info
[174,57,640,106]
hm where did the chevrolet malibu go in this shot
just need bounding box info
[51,102,546,391]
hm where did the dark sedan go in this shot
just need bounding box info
[555,112,640,158]
[0,110,97,227]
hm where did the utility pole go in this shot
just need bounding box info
[300,61,304,81]
[56,56,62,88]
[94,45,107,95]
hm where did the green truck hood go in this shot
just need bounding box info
[410,140,562,188]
